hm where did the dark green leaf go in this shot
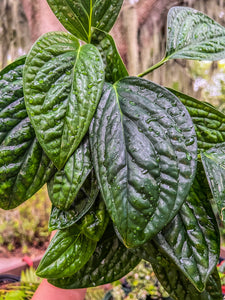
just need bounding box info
[48,226,140,289]
[24,32,104,170]
[169,89,225,152]
[138,242,222,300]
[0,57,56,210]
[79,194,109,241]
[48,170,99,231]
[36,226,97,279]
[90,77,197,247]
[47,136,92,210]
[91,29,128,83]
[166,7,225,61]
[46,0,123,42]
[201,142,225,222]
[153,162,220,292]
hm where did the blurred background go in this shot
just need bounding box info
[0,0,225,299]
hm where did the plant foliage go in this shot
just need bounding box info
[1,2,225,299]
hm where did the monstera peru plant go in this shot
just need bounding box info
[1,1,225,299]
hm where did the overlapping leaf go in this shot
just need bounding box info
[0,57,56,210]
[23,32,104,170]
[48,136,92,210]
[166,6,225,61]
[46,0,123,42]
[138,241,222,300]
[169,89,225,151]
[201,142,225,222]
[48,226,141,289]
[91,29,128,83]
[49,170,99,231]
[90,77,197,247]
[153,163,220,291]
[36,225,97,279]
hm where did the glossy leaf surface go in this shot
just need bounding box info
[46,0,123,42]
[169,89,225,152]
[90,77,197,247]
[36,226,97,279]
[24,32,104,170]
[91,30,128,83]
[166,7,225,61]
[201,143,225,222]
[139,242,222,300]
[154,163,220,291]
[48,136,92,210]
[48,226,140,289]
[49,170,99,231]
[0,57,55,210]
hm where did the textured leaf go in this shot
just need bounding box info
[153,162,220,292]
[201,143,225,222]
[48,136,92,210]
[23,32,104,170]
[48,170,99,231]
[169,89,225,152]
[79,194,109,241]
[166,7,225,61]
[137,242,222,300]
[0,57,56,210]
[91,30,128,83]
[48,226,141,289]
[47,0,123,42]
[36,225,97,279]
[90,77,197,247]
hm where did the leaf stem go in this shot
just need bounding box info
[137,57,169,78]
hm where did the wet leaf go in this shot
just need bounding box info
[0,56,55,210]
[166,7,225,61]
[47,0,123,42]
[201,142,225,222]
[90,77,197,247]
[47,136,92,210]
[24,32,104,170]
[48,225,140,288]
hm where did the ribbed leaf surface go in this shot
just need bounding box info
[139,241,222,300]
[169,89,225,151]
[91,30,128,83]
[36,226,97,279]
[90,77,197,247]
[166,7,225,61]
[47,0,123,42]
[154,163,220,291]
[49,170,99,231]
[48,136,92,210]
[48,226,140,289]
[0,57,55,210]
[24,32,104,169]
[201,143,225,222]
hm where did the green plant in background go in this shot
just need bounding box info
[1,1,225,299]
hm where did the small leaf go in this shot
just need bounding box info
[91,29,128,83]
[48,170,99,231]
[153,162,220,291]
[166,7,225,61]
[169,89,225,152]
[201,142,225,222]
[48,225,140,289]
[0,57,56,210]
[47,0,123,42]
[90,78,197,247]
[139,241,222,300]
[24,32,104,170]
[47,136,92,210]
[36,226,97,279]
[79,194,110,241]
